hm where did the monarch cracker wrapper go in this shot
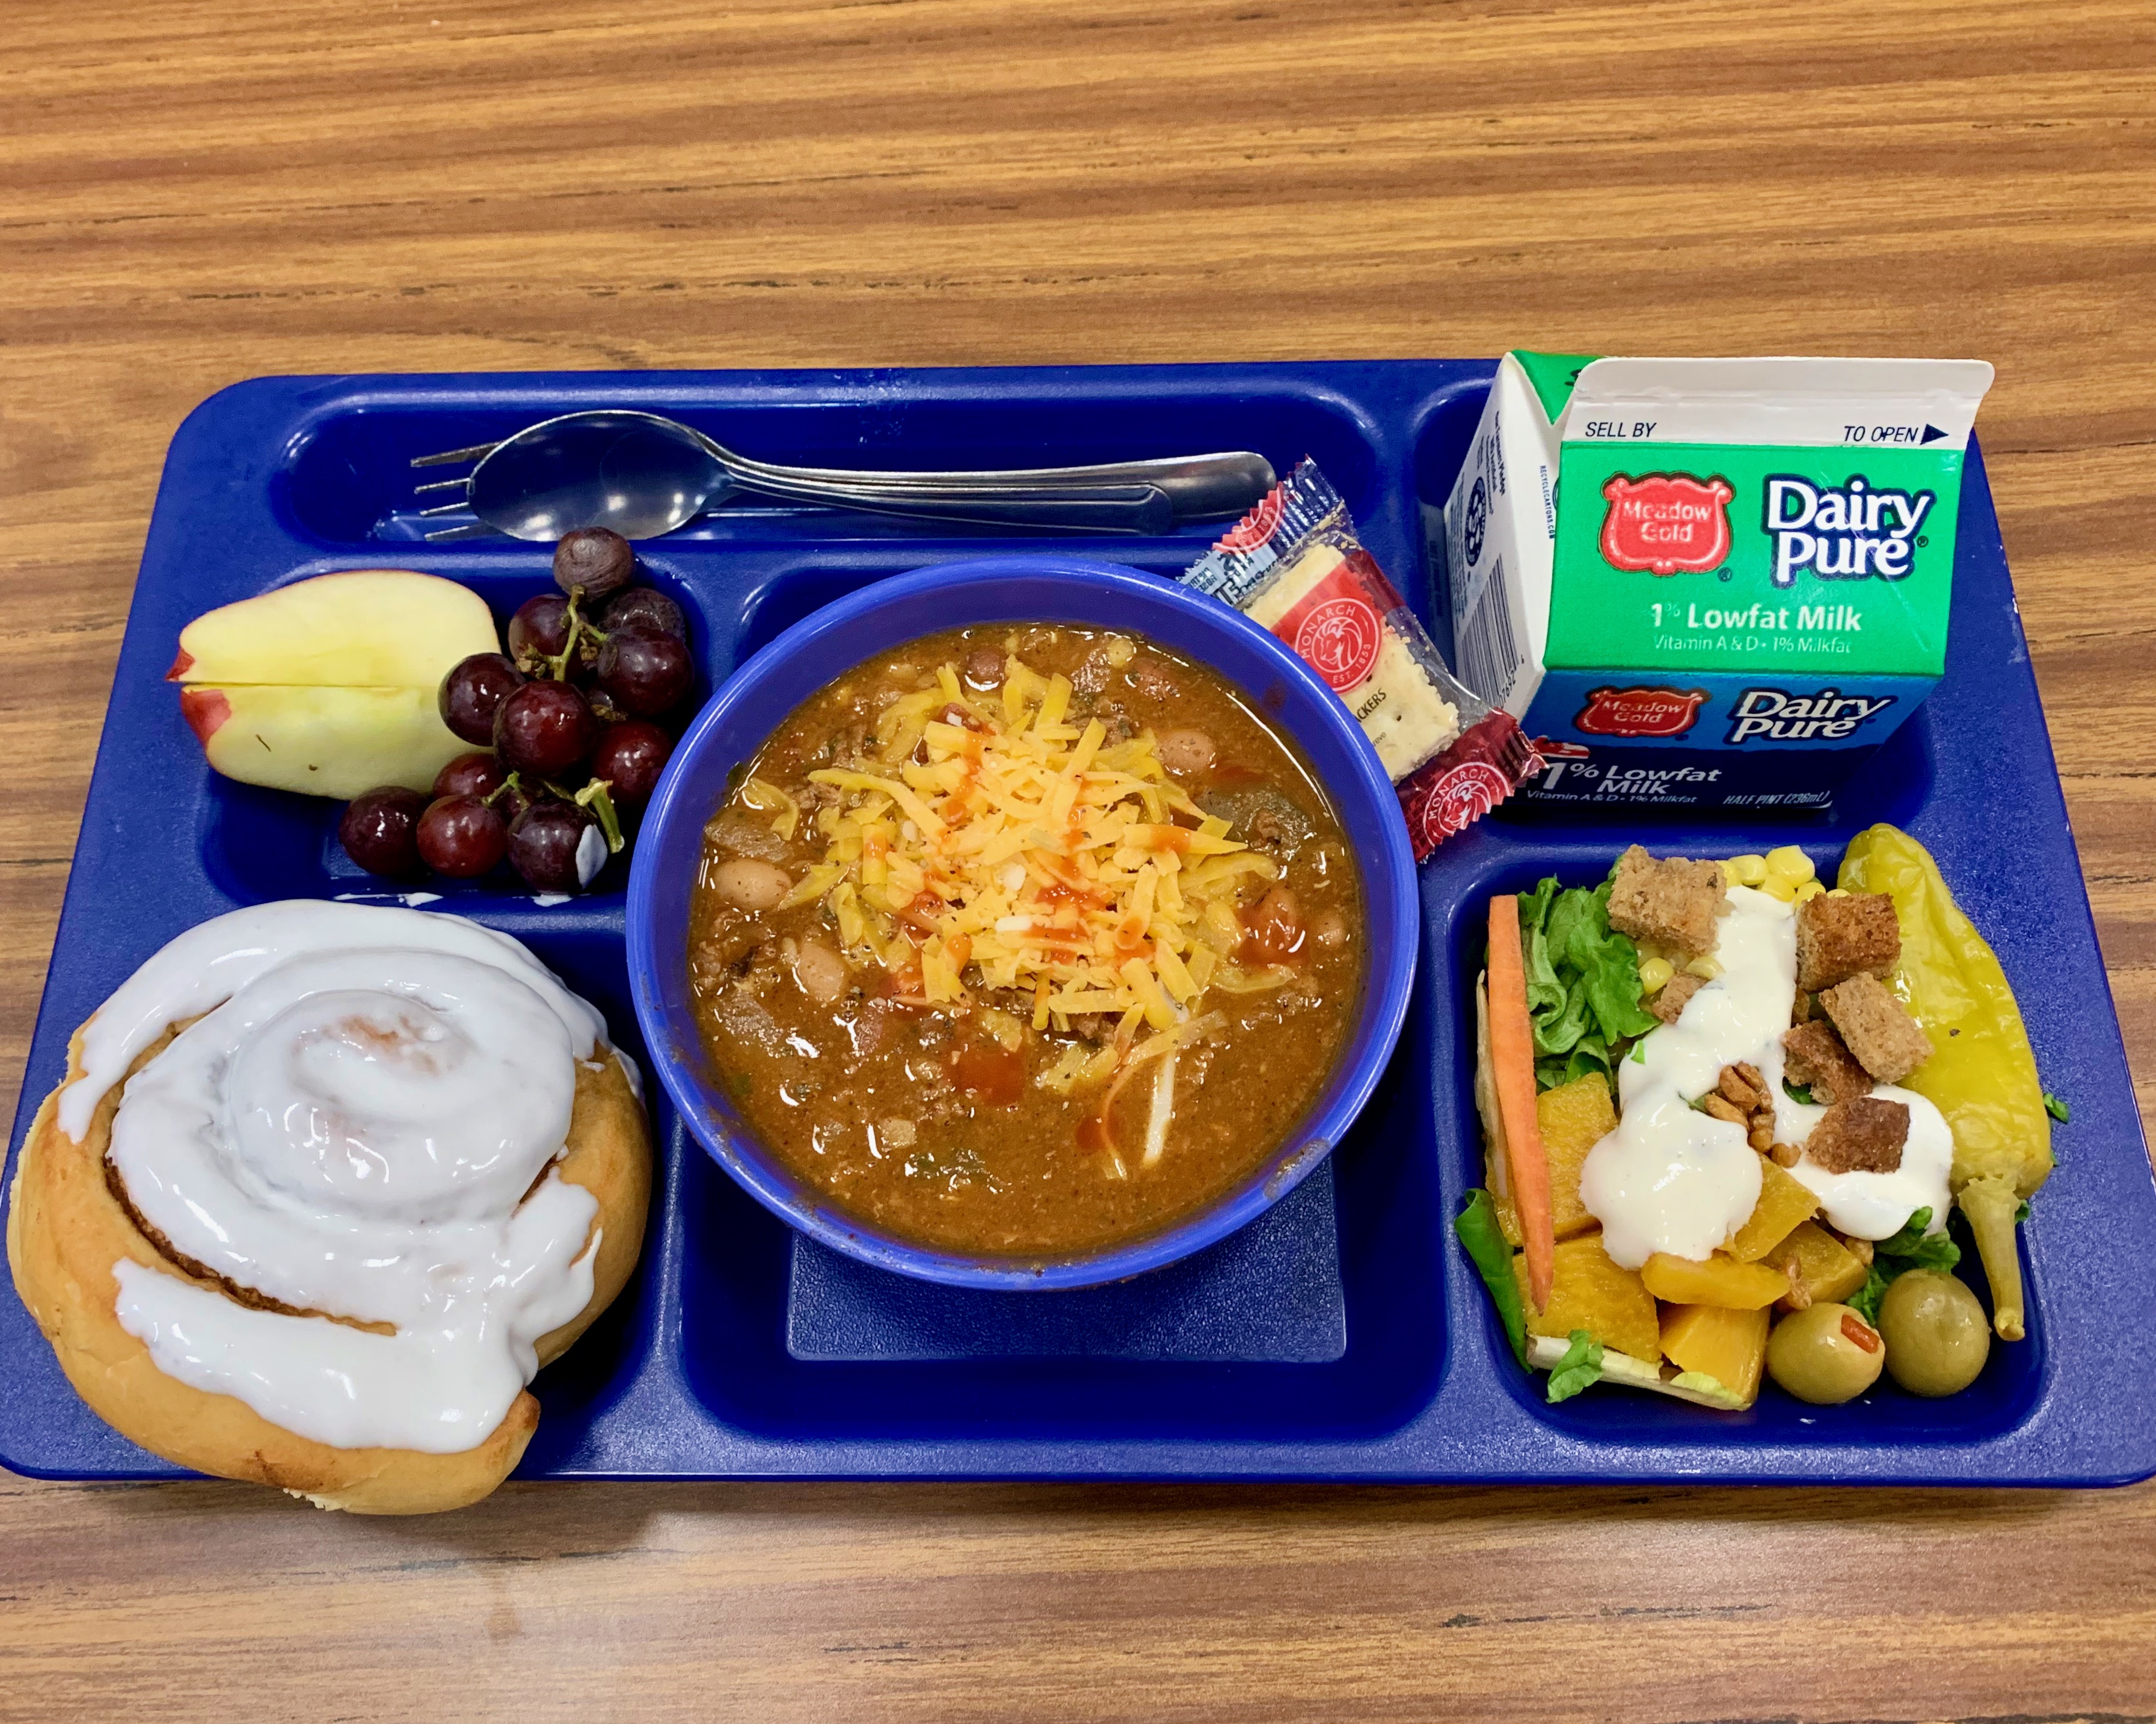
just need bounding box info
[1442,352,1993,810]
[1185,461,1540,859]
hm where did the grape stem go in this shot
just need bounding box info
[574,780,626,852]
[545,590,610,682]
[483,771,526,808]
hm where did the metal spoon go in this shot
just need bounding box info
[410,410,1274,541]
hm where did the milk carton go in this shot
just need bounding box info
[1443,353,1994,810]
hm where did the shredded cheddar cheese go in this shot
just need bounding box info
[777,651,1277,1041]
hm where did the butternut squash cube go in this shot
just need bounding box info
[1513,1233,1661,1362]
[1536,1074,1618,1240]
[1760,1219,1868,1306]
[1725,1156,1820,1262]
[1660,1303,1771,1406]
[1639,1251,1789,1310]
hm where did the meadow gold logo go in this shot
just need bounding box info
[1599,473,1734,576]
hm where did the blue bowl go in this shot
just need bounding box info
[627,555,1419,1290]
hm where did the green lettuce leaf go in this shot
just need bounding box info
[1544,886,1603,972]
[1582,932,1659,1044]
[1455,1190,1528,1366]
[1522,926,1567,1032]
[1849,1266,1889,1325]
[1878,1207,1961,1273]
[1516,878,1658,1077]
[1849,1206,1962,1323]
[1546,1329,1604,1402]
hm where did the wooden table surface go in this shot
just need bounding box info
[4,1,2152,1719]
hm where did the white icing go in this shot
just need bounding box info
[60,900,603,1142]
[1581,887,1788,1267]
[79,901,619,1455]
[1779,1084,1954,1241]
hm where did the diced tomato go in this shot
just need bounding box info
[950,1034,1026,1105]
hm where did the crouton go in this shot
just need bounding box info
[1795,891,1900,994]
[1648,971,1705,1026]
[1802,1095,1910,1175]
[1781,1020,1872,1107]
[1607,845,1727,956]
[1817,971,1935,1085]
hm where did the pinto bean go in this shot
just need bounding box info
[1153,728,1217,778]
[962,645,1006,689]
[791,939,849,1006]
[1311,909,1350,949]
[1239,884,1307,965]
[710,857,792,912]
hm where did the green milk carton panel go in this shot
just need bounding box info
[1445,354,1994,810]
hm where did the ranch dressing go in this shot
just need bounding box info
[1580,882,1953,1266]
[1777,1084,1954,1240]
[1580,886,1787,1267]
[78,902,615,1455]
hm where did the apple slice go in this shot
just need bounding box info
[169,570,497,688]
[173,569,505,799]
[182,685,478,799]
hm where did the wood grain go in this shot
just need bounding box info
[1,0,2152,1719]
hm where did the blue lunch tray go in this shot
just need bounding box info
[4,361,2152,1488]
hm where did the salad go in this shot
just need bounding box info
[1459,824,2053,1410]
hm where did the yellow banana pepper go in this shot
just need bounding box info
[1838,824,2053,1340]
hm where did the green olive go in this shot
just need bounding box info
[1876,1269,1991,1397]
[1767,1302,1886,1405]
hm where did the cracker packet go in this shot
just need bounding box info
[1182,460,1540,859]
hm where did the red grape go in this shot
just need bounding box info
[338,786,428,878]
[493,680,597,777]
[416,794,508,877]
[509,801,605,893]
[439,653,525,746]
[433,751,506,801]
[601,586,686,640]
[597,626,693,717]
[507,594,574,674]
[589,720,674,805]
[553,528,636,602]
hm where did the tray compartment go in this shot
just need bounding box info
[276,378,1389,549]
[189,546,724,906]
[784,1160,1348,1364]
[672,1000,1448,1444]
[1437,842,2050,1446]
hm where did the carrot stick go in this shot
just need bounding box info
[1487,893,1555,1311]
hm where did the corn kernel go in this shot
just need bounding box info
[1685,955,1724,981]
[1765,845,1816,885]
[1725,854,1768,887]
[1761,876,1798,904]
[1638,956,1674,996]
[1826,887,1849,899]
[1793,878,1826,904]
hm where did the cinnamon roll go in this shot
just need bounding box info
[7,902,650,1514]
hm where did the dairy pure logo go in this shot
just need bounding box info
[1725,686,1895,744]
[1765,475,1934,589]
